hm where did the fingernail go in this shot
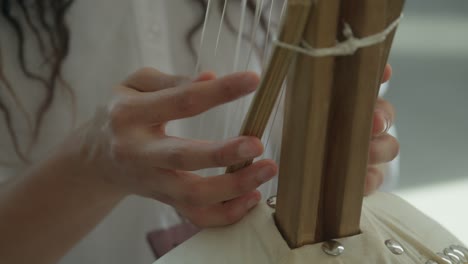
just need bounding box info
[238,141,262,159]
[246,198,258,210]
[375,109,391,135]
[240,73,259,92]
[256,165,275,182]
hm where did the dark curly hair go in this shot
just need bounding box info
[0,0,74,163]
[0,0,269,164]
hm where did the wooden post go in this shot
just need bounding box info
[276,0,405,245]
[274,0,340,248]
[320,0,398,239]
[225,0,404,248]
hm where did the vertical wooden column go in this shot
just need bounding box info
[320,0,389,239]
[225,0,404,248]
[275,0,405,246]
[275,0,340,248]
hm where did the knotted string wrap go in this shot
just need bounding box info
[273,14,403,57]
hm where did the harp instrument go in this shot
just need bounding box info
[155,0,468,263]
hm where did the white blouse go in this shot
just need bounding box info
[0,1,397,263]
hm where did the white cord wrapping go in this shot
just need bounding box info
[274,15,403,57]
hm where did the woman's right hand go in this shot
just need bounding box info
[75,68,278,227]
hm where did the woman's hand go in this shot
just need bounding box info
[76,65,398,227]
[0,69,279,264]
[365,64,400,195]
[78,68,278,227]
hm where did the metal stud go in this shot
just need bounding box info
[266,196,277,209]
[450,245,468,261]
[427,245,468,264]
[321,240,345,256]
[385,239,405,255]
[444,248,462,263]
[437,253,455,264]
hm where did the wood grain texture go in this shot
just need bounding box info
[275,0,404,246]
[274,0,340,248]
[320,0,391,239]
[224,0,404,248]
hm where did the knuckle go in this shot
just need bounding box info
[188,214,209,228]
[166,146,189,169]
[213,148,229,167]
[365,167,384,194]
[233,173,254,194]
[372,168,384,186]
[377,99,395,119]
[369,135,400,164]
[369,166,384,180]
[170,75,190,87]
[124,67,161,90]
[220,78,240,100]
[224,206,243,224]
[377,172,384,186]
[389,136,400,159]
[386,101,395,115]
[175,89,197,116]
[107,99,133,131]
[182,182,205,206]
[109,139,131,162]
[136,67,160,79]
[368,142,380,164]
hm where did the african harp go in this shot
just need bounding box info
[155,1,467,263]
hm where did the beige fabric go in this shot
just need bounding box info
[155,192,465,264]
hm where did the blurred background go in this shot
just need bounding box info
[386,1,468,243]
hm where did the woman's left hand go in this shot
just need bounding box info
[365,64,400,195]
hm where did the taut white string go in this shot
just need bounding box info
[233,0,248,72]
[279,0,287,25]
[263,0,286,156]
[194,0,213,75]
[214,0,228,57]
[194,0,214,141]
[245,0,265,70]
[274,15,403,57]
[262,0,275,68]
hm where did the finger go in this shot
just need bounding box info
[368,133,400,165]
[145,136,264,171]
[372,98,395,136]
[179,190,261,228]
[174,160,277,206]
[130,71,259,125]
[364,166,384,196]
[381,64,392,83]
[194,71,217,82]
[123,67,194,92]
